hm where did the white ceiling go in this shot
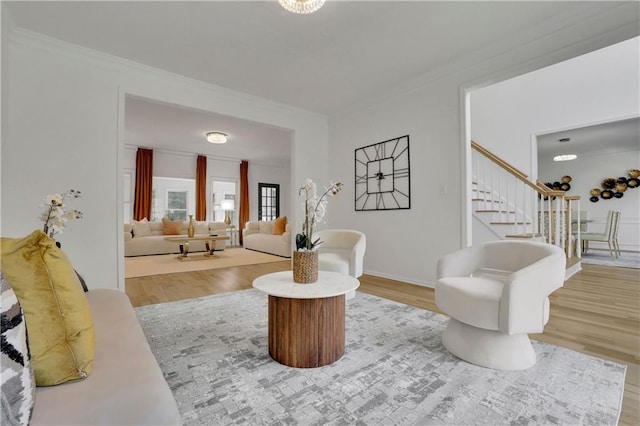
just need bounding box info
[5,1,622,115]
[537,117,640,161]
[5,1,637,164]
[125,96,292,166]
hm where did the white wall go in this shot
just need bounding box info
[0,10,10,216]
[471,36,640,252]
[329,17,638,287]
[2,29,325,290]
[539,150,640,251]
[471,37,640,177]
[330,78,467,286]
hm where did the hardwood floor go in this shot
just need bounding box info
[126,261,639,425]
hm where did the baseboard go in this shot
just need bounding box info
[362,269,435,288]
[565,261,582,280]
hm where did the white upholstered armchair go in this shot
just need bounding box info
[435,240,566,370]
[315,229,366,300]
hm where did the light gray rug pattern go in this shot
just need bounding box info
[135,290,626,425]
[580,249,640,269]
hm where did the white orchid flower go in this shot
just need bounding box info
[41,189,83,238]
[296,179,344,251]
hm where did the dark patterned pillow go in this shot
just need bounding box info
[1,271,35,426]
[75,270,89,292]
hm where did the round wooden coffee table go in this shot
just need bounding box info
[253,271,359,368]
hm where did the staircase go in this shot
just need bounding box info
[472,182,537,240]
[471,141,582,259]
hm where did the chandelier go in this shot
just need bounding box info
[278,0,325,14]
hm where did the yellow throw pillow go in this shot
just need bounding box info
[272,216,287,235]
[0,230,95,386]
[162,217,183,235]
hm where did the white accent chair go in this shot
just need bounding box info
[435,240,566,370]
[581,210,621,259]
[315,229,366,300]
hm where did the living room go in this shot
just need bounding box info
[2,1,639,425]
[3,1,639,290]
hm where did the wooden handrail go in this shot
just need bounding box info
[472,140,554,195]
[472,139,581,255]
[535,181,565,197]
[472,140,583,203]
[471,140,529,180]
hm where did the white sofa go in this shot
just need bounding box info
[242,220,292,258]
[31,289,181,425]
[124,221,229,257]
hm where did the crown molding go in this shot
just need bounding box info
[124,144,240,164]
[8,27,326,122]
[331,2,640,120]
[123,143,289,168]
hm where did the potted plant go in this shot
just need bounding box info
[293,179,342,283]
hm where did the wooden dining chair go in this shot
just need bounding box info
[581,210,620,259]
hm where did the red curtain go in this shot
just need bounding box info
[239,160,250,245]
[133,148,153,221]
[195,155,207,221]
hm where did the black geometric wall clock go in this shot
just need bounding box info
[354,135,410,211]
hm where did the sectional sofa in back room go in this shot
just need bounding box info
[124,217,229,256]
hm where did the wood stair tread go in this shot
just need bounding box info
[490,221,532,225]
[505,233,542,238]
[475,210,516,213]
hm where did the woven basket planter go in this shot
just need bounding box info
[292,251,318,284]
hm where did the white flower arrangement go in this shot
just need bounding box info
[40,189,83,238]
[296,179,343,251]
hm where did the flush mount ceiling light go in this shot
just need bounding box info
[278,0,325,14]
[206,132,228,144]
[553,154,577,162]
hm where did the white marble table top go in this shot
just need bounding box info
[253,271,359,299]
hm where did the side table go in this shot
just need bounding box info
[253,271,359,368]
[224,225,239,247]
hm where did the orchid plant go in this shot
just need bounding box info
[296,179,343,251]
[40,189,83,238]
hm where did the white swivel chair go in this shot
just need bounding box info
[435,240,566,370]
[315,229,366,300]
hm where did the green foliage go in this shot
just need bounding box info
[296,234,322,251]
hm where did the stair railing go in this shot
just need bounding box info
[471,140,580,257]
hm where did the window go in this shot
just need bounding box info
[166,190,188,220]
[151,177,195,221]
[259,183,280,221]
[212,180,238,224]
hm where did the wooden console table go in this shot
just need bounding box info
[163,235,229,259]
[253,271,359,368]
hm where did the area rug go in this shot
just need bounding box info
[580,249,640,269]
[124,248,288,278]
[135,290,626,425]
